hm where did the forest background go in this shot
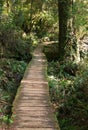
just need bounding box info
[0,0,88,130]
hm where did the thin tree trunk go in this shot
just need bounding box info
[6,0,10,13]
[29,0,33,34]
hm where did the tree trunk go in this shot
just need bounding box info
[6,0,10,13]
[28,0,33,34]
[58,0,79,62]
[58,0,70,59]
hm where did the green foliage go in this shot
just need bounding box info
[57,67,88,129]
[8,39,32,62]
[0,60,27,128]
[0,112,14,129]
[47,58,88,130]
[32,10,56,37]
[0,114,13,125]
[0,59,27,93]
[29,33,39,50]
[0,16,32,61]
[12,0,58,39]
[73,1,88,36]
[58,118,79,130]
[47,61,59,76]
[0,0,4,14]
[48,60,78,78]
[48,76,59,102]
[0,58,27,127]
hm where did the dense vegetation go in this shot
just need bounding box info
[0,0,32,128]
[0,0,88,129]
[43,0,88,130]
[44,45,88,130]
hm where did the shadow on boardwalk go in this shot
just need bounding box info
[9,44,60,130]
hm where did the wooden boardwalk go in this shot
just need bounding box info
[10,45,60,130]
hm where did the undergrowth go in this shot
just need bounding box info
[48,60,88,130]
[44,44,88,130]
[0,17,32,128]
[0,59,27,128]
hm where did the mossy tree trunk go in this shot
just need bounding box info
[58,0,70,59]
[58,0,79,62]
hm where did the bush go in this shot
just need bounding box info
[8,39,32,62]
[47,58,88,130]
[57,67,88,130]
[0,59,27,115]
[0,17,32,62]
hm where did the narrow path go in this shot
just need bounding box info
[10,45,59,130]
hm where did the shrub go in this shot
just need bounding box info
[47,58,88,129]
[0,17,32,62]
[0,59,27,115]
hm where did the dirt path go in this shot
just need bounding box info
[10,45,60,130]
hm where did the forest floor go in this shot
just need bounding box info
[8,44,59,130]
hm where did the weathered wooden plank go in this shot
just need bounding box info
[11,45,60,130]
